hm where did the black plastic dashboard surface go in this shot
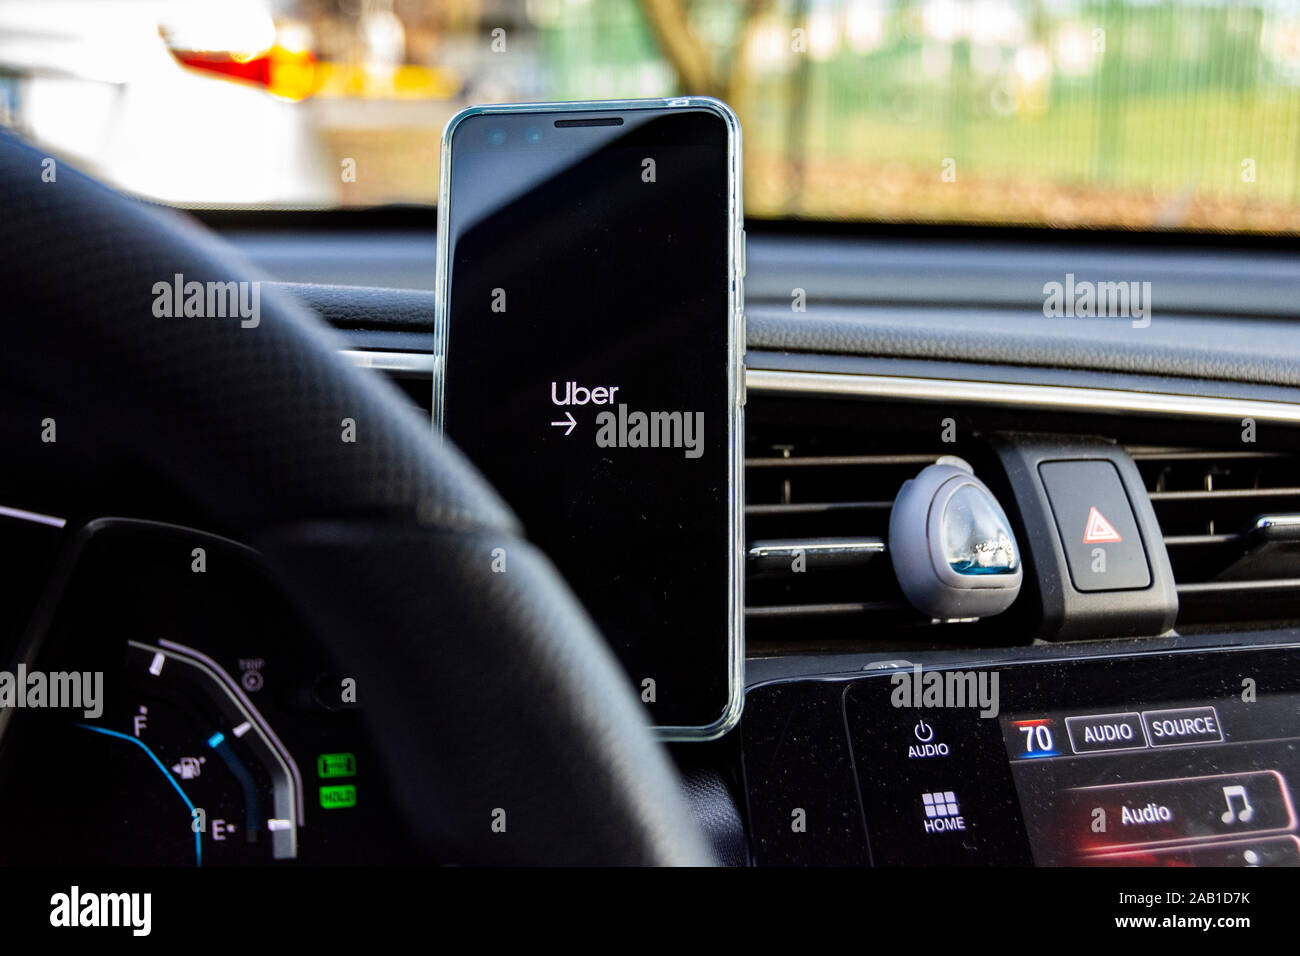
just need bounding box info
[229,223,1300,392]
[742,644,1300,867]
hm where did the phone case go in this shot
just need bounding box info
[433,97,744,741]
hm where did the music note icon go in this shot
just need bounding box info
[1220,785,1255,824]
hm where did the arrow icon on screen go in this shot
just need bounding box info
[550,411,577,436]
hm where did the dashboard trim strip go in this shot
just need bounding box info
[338,350,437,375]
[340,351,1300,423]
[745,368,1300,423]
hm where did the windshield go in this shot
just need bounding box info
[2,0,1297,233]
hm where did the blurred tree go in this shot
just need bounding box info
[637,0,772,114]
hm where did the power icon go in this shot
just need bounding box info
[908,719,950,759]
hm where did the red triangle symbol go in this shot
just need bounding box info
[1083,506,1123,543]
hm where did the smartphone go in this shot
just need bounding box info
[434,98,744,740]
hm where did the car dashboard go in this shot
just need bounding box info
[5,218,1300,870]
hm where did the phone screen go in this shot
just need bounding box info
[438,103,741,735]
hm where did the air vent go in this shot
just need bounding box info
[743,407,1300,644]
[1128,445,1300,629]
[744,420,946,639]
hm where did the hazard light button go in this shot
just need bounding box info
[1039,460,1152,592]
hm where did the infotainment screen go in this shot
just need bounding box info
[829,645,1300,866]
[1002,689,1299,865]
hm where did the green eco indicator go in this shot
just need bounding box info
[319,784,357,809]
[317,752,356,778]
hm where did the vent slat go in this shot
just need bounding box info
[747,454,939,469]
[1127,449,1284,461]
[745,601,906,618]
[1127,442,1300,628]
[1162,534,1240,547]
[1177,578,1300,594]
[1149,487,1300,502]
[748,537,886,574]
[745,501,893,515]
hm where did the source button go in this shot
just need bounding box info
[1142,707,1223,747]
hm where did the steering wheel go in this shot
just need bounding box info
[0,133,713,866]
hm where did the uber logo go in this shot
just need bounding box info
[551,381,619,405]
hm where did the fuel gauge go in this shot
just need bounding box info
[65,638,304,865]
